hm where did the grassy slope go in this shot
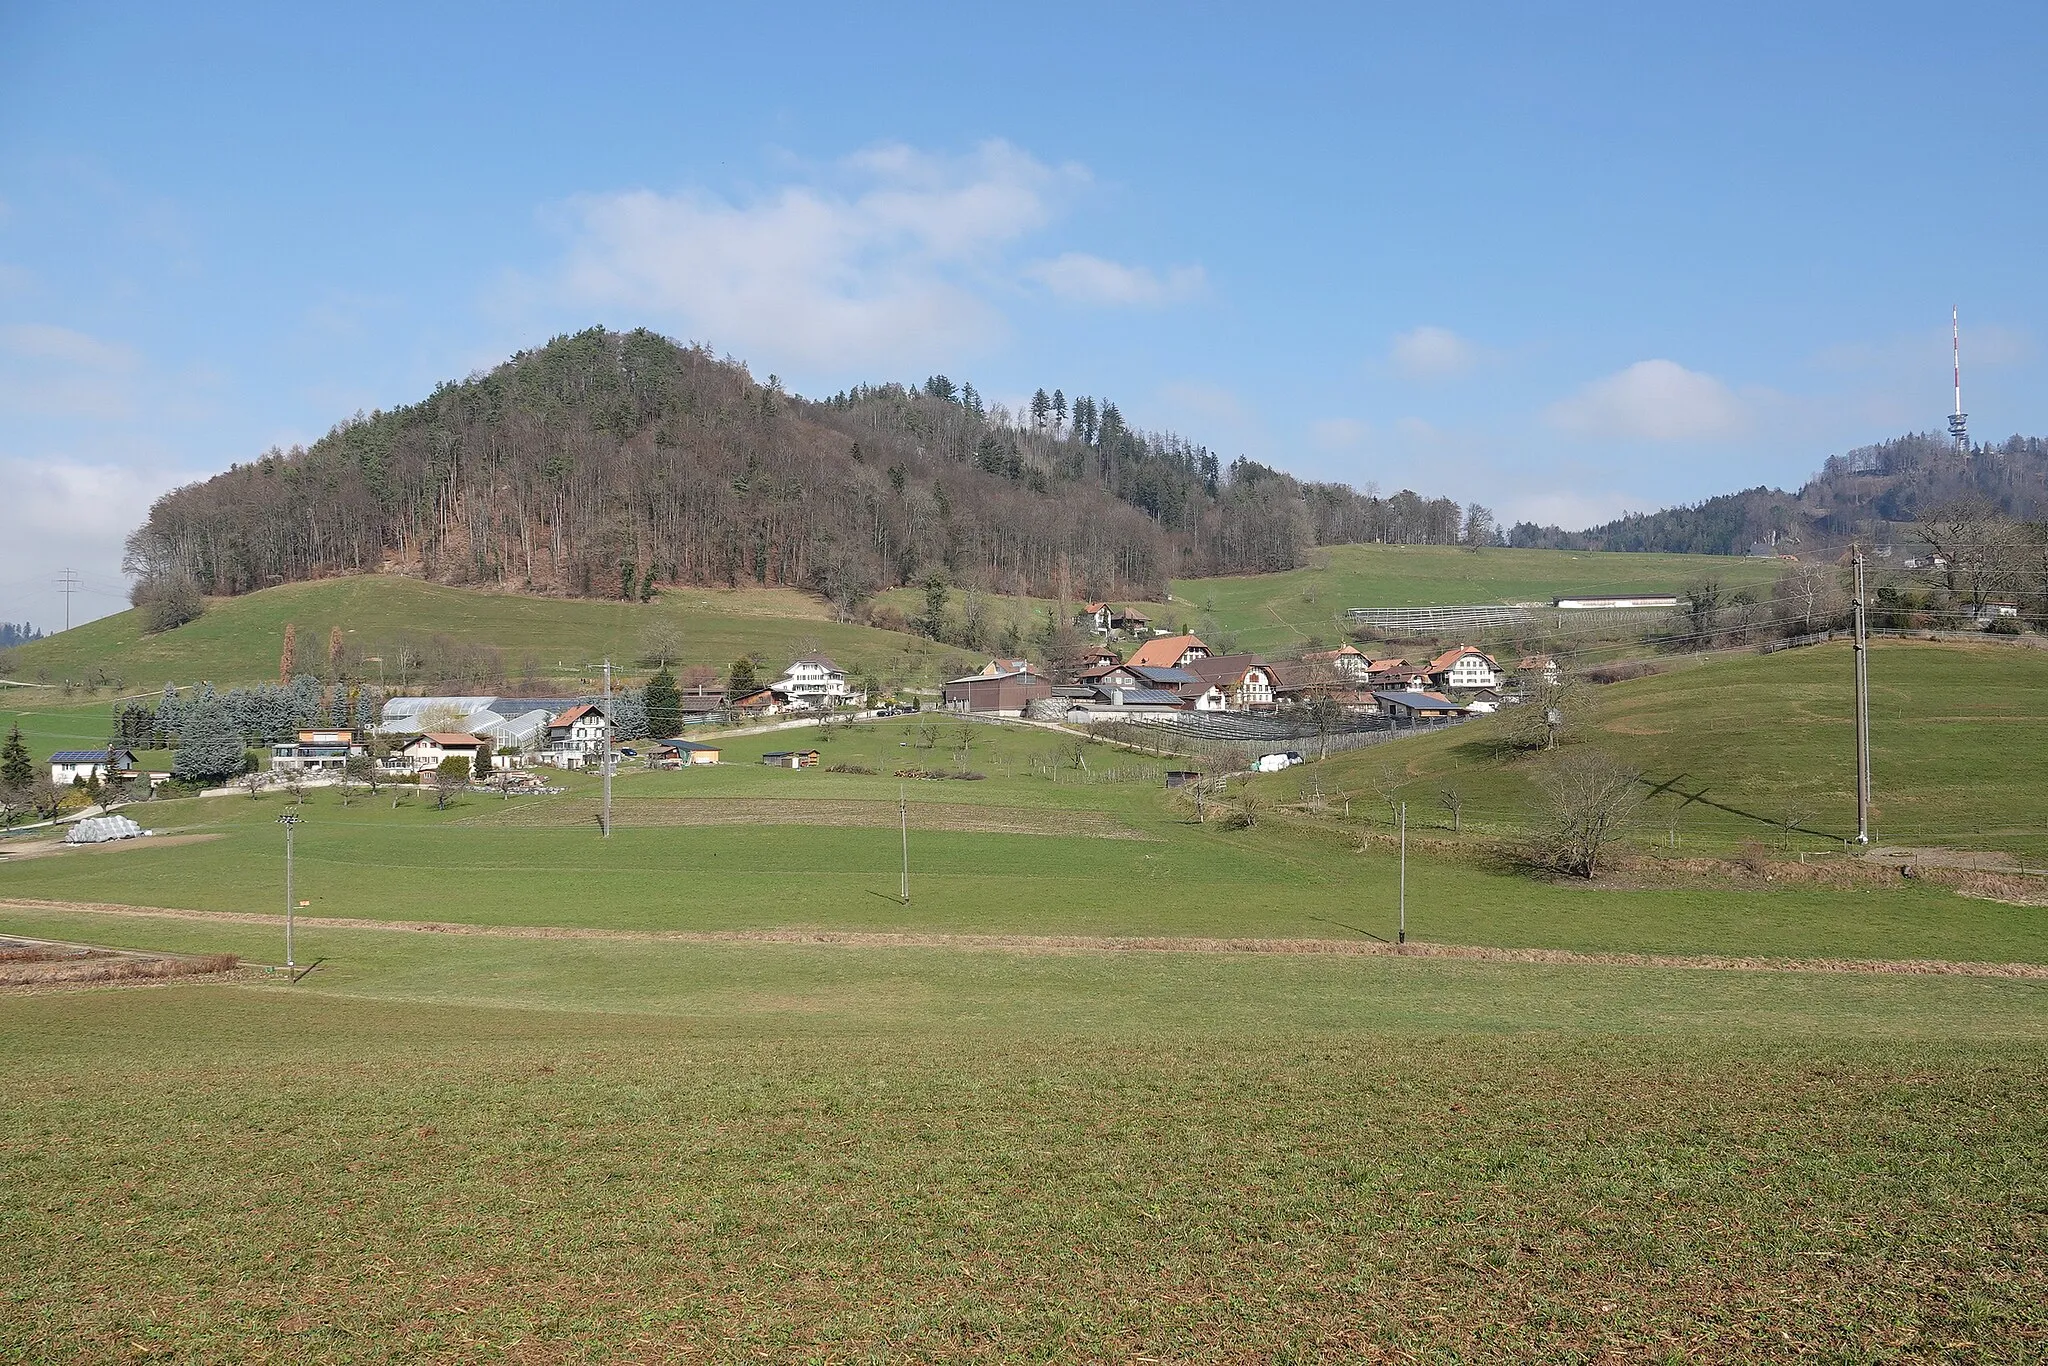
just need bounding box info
[2,576,959,693]
[3,714,2044,965]
[875,544,1786,656]
[1172,543,1783,652]
[1265,637,2048,861]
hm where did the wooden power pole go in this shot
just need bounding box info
[1853,548,1871,845]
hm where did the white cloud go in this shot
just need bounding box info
[0,323,142,419]
[551,140,1148,371]
[545,141,1202,372]
[0,455,200,628]
[1544,359,1750,442]
[1026,252,1204,307]
[1497,489,1639,531]
[1389,325,1480,380]
[0,322,137,370]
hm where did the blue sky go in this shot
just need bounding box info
[3,2,2044,627]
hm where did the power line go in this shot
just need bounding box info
[56,569,78,632]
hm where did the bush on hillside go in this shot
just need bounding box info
[1585,660,1663,684]
[131,571,205,634]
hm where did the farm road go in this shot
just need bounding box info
[3,898,2043,981]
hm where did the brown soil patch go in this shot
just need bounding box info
[0,935,243,992]
[453,796,1153,840]
[2,898,2040,981]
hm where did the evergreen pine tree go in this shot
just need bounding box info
[645,666,682,738]
[171,696,246,784]
[727,656,758,695]
[0,724,33,791]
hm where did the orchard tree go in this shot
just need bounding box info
[645,666,682,738]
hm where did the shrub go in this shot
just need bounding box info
[1586,660,1663,684]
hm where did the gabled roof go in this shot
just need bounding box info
[1371,690,1463,711]
[1127,664,1199,685]
[550,703,604,725]
[945,669,1044,685]
[659,738,722,752]
[787,654,840,670]
[414,731,485,746]
[1303,644,1367,662]
[1426,645,1500,673]
[1517,655,1556,669]
[1186,653,1268,684]
[50,749,134,764]
[1126,634,1207,668]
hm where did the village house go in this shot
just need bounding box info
[978,658,1032,677]
[1425,645,1504,692]
[761,749,820,769]
[1517,654,1562,686]
[541,703,608,767]
[398,732,488,773]
[1075,642,1120,670]
[1126,633,1210,670]
[269,728,365,774]
[1267,661,1377,713]
[1077,662,1225,710]
[773,655,856,710]
[944,668,1052,716]
[1301,644,1374,681]
[1077,603,1152,636]
[728,688,783,718]
[1186,654,1276,711]
[48,748,139,786]
[1373,690,1468,722]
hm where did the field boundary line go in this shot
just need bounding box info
[1,899,2043,980]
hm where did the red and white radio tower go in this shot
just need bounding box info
[1948,306,1970,452]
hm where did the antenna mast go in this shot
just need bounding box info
[1948,306,1969,452]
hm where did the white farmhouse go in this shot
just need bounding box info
[542,704,608,767]
[773,655,855,710]
[1425,646,1503,692]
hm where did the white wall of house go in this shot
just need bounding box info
[1439,654,1501,690]
[775,659,853,708]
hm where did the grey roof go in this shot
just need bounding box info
[1371,690,1464,711]
[1090,687,1184,706]
[658,738,722,752]
[50,749,133,764]
[1129,665,1199,685]
[945,670,1044,685]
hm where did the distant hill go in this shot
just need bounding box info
[124,328,1474,609]
[1509,432,2048,556]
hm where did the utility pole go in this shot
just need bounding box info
[1852,548,1871,845]
[1397,801,1407,945]
[899,785,910,903]
[278,811,299,971]
[57,569,78,632]
[601,657,613,839]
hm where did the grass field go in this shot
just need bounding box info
[2,925,2043,1360]
[1171,543,1784,653]
[1266,637,2048,863]
[7,633,2045,1358]
[0,576,967,692]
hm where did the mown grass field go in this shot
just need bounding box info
[1267,637,2048,863]
[1,576,966,692]
[1,932,2043,1361]
[6,638,2045,1359]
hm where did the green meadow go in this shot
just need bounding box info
[5,585,2046,1360]
[1170,543,1784,653]
[1268,636,2048,863]
[0,576,961,692]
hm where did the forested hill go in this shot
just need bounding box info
[1509,432,2048,556]
[125,328,1477,608]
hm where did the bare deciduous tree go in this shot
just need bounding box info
[1527,749,1647,879]
[1437,786,1465,833]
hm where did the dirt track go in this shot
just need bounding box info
[452,795,1154,839]
[1,897,2042,981]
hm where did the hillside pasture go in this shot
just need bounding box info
[1270,636,2048,863]
[1172,542,1783,652]
[0,576,953,693]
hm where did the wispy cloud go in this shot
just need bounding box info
[1308,417,1370,452]
[1026,252,1204,307]
[543,140,1198,373]
[0,323,142,419]
[1544,359,1750,442]
[1389,325,1481,380]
